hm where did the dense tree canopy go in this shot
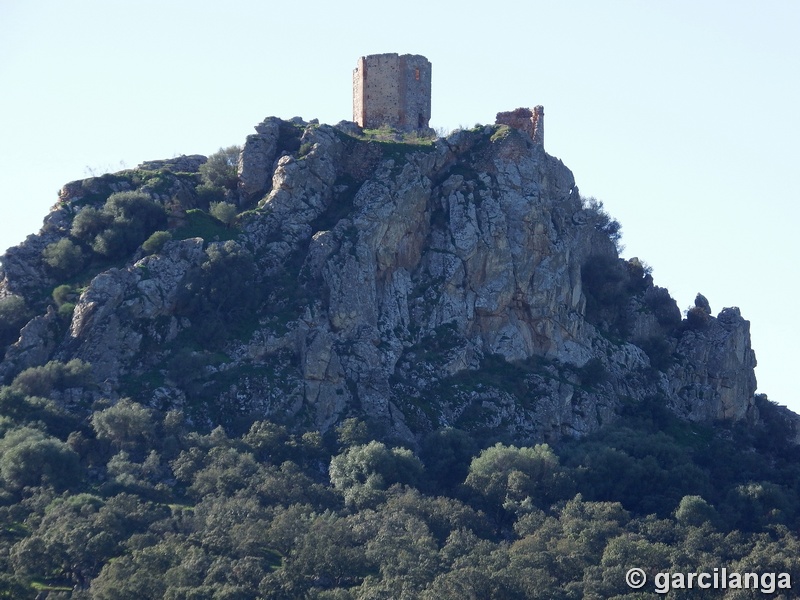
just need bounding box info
[0,378,798,599]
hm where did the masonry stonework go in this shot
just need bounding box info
[495,106,544,147]
[353,53,432,131]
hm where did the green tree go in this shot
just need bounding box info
[104,191,166,226]
[0,427,81,490]
[192,493,272,560]
[9,535,67,584]
[11,358,91,397]
[173,241,262,345]
[557,495,629,556]
[195,183,226,208]
[200,241,259,314]
[72,192,167,259]
[723,482,796,531]
[0,387,29,421]
[421,531,510,600]
[0,573,33,599]
[582,196,622,248]
[0,295,29,347]
[91,399,155,453]
[464,443,572,524]
[361,510,439,597]
[199,146,240,190]
[731,528,800,594]
[42,238,85,277]
[587,535,672,599]
[581,254,632,337]
[187,446,259,497]
[89,546,169,600]
[420,428,477,491]
[675,494,717,528]
[329,441,424,507]
[0,387,75,437]
[565,426,711,516]
[105,450,166,497]
[262,511,369,596]
[383,488,491,544]
[209,201,237,227]
[94,192,167,257]
[335,417,370,448]
[141,230,172,254]
[52,284,74,306]
[17,491,174,589]
[241,420,291,463]
[71,206,110,239]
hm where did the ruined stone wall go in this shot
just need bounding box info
[352,57,366,127]
[359,54,402,129]
[496,106,544,146]
[352,53,431,131]
[402,54,432,130]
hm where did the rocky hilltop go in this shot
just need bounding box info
[0,115,792,443]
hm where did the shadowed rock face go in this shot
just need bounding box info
[0,117,761,442]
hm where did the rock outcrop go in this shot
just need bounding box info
[667,307,757,421]
[0,115,768,443]
[238,117,281,203]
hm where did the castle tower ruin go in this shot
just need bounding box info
[353,53,432,131]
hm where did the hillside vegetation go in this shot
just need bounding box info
[0,375,798,598]
[0,117,798,597]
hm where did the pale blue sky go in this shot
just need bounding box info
[1,0,798,413]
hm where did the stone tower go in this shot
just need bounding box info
[353,53,432,131]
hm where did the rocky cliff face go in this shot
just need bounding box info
[0,116,769,443]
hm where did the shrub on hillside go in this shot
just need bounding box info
[0,426,81,490]
[0,295,29,347]
[91,399,155,453]
[173,241,262,339]
[142,230,172,255]
[199,146,240,190]
[583,197,622,250]
[58,302,76,320]
[52,284,74,306]
[71,206,111,239]
[581,254,632,337]
[209,201,237,227]
[195,183,226,209]
[685,305,711,330]
[11,359,91,397]
[42,238,85,277]
[71,191,167,259]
